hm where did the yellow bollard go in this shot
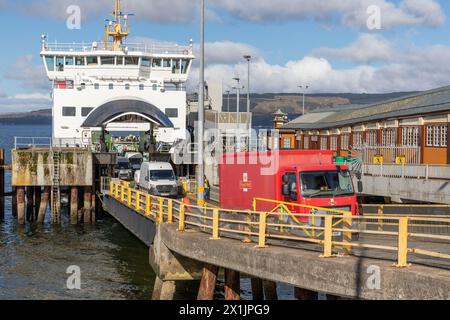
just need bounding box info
[256,212,268,248]
[210,208,220,240]
[395,217,411,268]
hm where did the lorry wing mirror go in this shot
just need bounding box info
[357,181,363,193]
[282,184,290,196]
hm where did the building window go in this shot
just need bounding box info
[283,138,291,149]
[401,127,419,147]
[366,130,378,146]
[382,128,397,146]
[426,125,448,147]
[330,136,338,151]
[62,107,76,117]
[352,132,363,148]
[304,136,310,149]
[81,107,94,117]
[320,136,328,150]
[341,134,350,150]
[86,56,98,65]
[165,108,178,118]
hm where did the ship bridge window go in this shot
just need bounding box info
[62,107,76,117]
[45,56,55,72]
[172,59,181,74]
[141,58,151,67]
[116,56,124,65]
[65,57,74,66]
[56,57,64,71]
[81,107,94,117]
[75,56,85,66]
[87,56,98,65]
[165,108,178,118]
[101,56,115,65]
[125,57,139,65]
[181,59,190,74]
[125,84,130,90]
[163,59,171,68]
[109,83,114,90]
[94,83,99,90]
[152,58,162,68]
[139,84,144,90]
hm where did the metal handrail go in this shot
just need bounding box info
[109,180,450,268]
[14,137,91,150]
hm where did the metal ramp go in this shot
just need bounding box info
[51,150,61,223]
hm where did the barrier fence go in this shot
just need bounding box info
[109,180,450,268]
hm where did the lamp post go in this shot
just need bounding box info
[244,55,252,149]
[298,85,310,116]
[197,0,205,206]
[232,77,245,152]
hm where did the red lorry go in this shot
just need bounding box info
[219,150,358,218]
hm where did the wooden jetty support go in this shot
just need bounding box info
[9,148,116,225]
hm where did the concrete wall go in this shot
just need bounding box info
[12,149,93,187]
[356,175,450,204]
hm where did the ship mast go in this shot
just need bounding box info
[104,0,130,51]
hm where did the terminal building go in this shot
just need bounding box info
[280,86,450,165]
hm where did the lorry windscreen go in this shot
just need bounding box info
[300,170,354,198]
[118,162,130,169]
[150,170,175,181]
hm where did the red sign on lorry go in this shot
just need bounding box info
[219,150,358,217]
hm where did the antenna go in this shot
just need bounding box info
[104,0,133,51]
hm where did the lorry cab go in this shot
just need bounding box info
[125,152,143,171]
[138,162,179,198]
[115,157,133,181]
[281,164,357,217]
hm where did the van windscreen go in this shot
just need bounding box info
[150,170,175,181]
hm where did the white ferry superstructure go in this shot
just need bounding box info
[40,0,195,150]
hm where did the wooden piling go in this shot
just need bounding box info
[151,277,176,300]
[70,186,78,225]
[26,187,34,222]
[34,187,41,221]
[83,186,92,224]
[251,278,264,301]
[12,187,17,217]
[197,264,219,300]
[17,186,25,225]
[263,280,278,300]
[0,148,4,220]
[294,287,318,300]
[37,187,50,224]
[91,193,96,223]
[224,269,240,300]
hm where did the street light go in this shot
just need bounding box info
[197,0,205,206]
[232,77,245,152]
[298,85,310,116]
[244,55,252,149]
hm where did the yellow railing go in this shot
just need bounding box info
[109,180,450,268]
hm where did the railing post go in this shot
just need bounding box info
[378,205,384,232]
[121,185,125,202]
[145,194,151,217]
[178,204,185,231]
[395,217,410,268]
[115,183,119,198]
[158,198,164,223]
[242,211,252,243]
[210,208,220,240]
[135,192,141,212]
[342,212,353,255]
[252,198,257,211]
[321,215,333,258]
[167,199,173,224]
[425,165,429,180]
[109,181,114,195]
[127,188,132,207]
[256,212,268,248]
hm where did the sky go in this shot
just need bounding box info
[1,0,450,112]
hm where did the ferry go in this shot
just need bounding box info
[40,0,195,154]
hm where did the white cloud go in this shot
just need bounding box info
[313,34,396,64]
[0,92,52,114]
[212,0,445,29]
[4,55,51,91]
[15,0,445,29]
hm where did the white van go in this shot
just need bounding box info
[125,152,143,171]
[138,162,179,197]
